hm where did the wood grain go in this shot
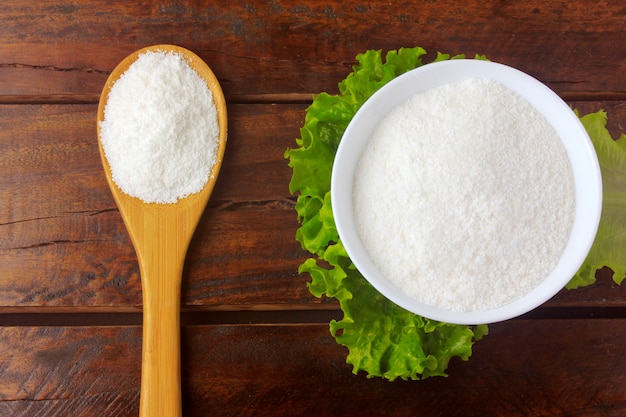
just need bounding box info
[0,103,313,308]
[1,1,625,415]
[1,102,625,309]
[0,1,625,98]
[0,321,625,417]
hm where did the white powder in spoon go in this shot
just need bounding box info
[353,78,575,312]
[99,50,219,204]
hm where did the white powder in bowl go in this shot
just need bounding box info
[353,78,575,312]
[99,50,219,204]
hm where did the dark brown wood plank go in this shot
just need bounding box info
[0,326,141,417]
[0,320,625,416]
[0,102,315,308]
[1,101,626,309]
[0,0,624,98]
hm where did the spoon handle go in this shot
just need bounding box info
[136,212,186,417]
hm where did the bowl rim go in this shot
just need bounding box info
[330,59,602,325]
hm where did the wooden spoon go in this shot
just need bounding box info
[96,45,227,417]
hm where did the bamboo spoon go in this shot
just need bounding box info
[96,45,227,417]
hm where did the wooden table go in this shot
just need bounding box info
[1,1,625,416]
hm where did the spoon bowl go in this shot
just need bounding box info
[96,44,227,417]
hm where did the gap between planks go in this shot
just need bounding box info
[2,306,626,327]
[0,303,341,327]
[0,93,314,105]
[0,309,343,327]
[1,91,626,105]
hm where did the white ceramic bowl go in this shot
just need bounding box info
[331,59,602,325]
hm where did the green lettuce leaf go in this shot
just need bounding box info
[300,247,488,380]
[285,47,623,380]
[567,111,626,288]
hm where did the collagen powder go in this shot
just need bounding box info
[353,78,576,312]
[100,50,219,204]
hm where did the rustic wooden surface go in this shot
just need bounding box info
[1,1,625,416]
